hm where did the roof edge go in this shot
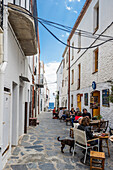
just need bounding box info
[67,0,92,41]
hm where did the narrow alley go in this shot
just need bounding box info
[4,112,113,170]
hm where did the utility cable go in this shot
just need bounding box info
[4,4,113,50]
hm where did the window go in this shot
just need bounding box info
[63,59,65,69]
[102,89,109,107]
[94,2,99,33]
[62,80,64,87]
[71,95,73,107]
[78,31,81,53]
[84,93,88,106]
[72,42,74,60]
[66,52,68,63]
[25,0,26,8]
[71,69,74,85]
[77,64,81,89]
[29,0,31,12]
[93,48,98,73]
[14,0,19,5]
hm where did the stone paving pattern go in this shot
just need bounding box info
[4,112,113,170]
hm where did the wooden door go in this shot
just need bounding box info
[92,91,100,117]
[77,94,81,111]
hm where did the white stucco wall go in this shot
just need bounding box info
[69,0,113,124]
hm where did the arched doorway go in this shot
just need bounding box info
[90,91,100,117]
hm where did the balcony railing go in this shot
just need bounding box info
[0,0,3,30]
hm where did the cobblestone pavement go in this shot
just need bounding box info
[4,112,113,170]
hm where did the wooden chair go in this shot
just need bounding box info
[90,151,105,170]
[99,120,109,133]
[73,128,99,163]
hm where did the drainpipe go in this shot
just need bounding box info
[68,40,70,111]
[0,2,8,168]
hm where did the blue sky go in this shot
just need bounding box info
[37,0,86,102]
[37,0,86,64]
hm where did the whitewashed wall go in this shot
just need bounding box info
[69,0,113,123]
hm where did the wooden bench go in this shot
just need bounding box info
[90,151,105,170]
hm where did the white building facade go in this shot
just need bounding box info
[0,0,40,169]
[69,0,113,124]
[39,61,49,112]
[56,60,63,108]
[57,0,113,126]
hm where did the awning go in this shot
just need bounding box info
[19,76,30,82]
[8,3,37,56]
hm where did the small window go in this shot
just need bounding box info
[71,95,73,107]
[72,42,74,60]
[77,64,81,89]
[94,2,99,33]
[63,59,65,69]
[84,93,88,106]
[25,0,26,8]
[66,52,68,63]
[15,0,19,5]
[102,89,109,107]
[62,80,64,87]
[78,31,81,53]
[71,69,74,85]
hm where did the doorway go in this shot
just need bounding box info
[19,86,23,136]
[12,82,18,146]
[91,91,100,117]
[2,92,10,155]
[77,94,81,111]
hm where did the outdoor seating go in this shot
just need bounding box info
[90,120,100,132]
[94,133,110,157]
[90,120,109,133]
[90,151,105,170]
[99,120,109,133]
[73,128,99,163]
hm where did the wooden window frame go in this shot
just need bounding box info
[78,31,81,53]
[94,3,99,34]
[77,64,81,89]
[95,48,98,72]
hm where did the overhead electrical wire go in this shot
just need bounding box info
[4,4,113,50]
[39,20,109,42]
[37,17,113,40]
